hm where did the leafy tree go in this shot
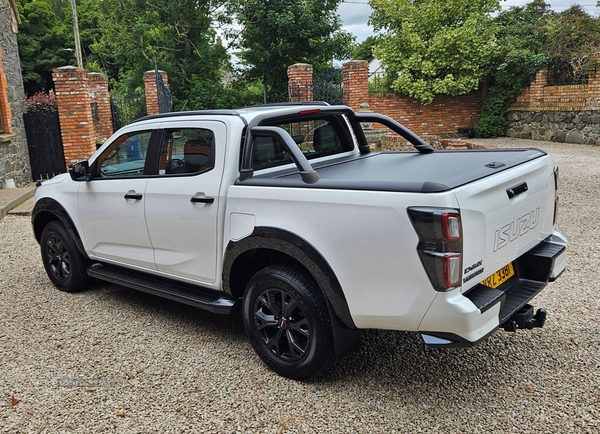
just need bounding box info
[91,0,232,110]
[16,0,75,94]
[370,0,500,104]
[234,0,353,103]
[352,36,379,61]
[475,0,551,137]
[543,5,600,84]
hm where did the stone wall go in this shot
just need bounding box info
[507,69,600,145]
[0,0,32,186]
[506,111,600,145]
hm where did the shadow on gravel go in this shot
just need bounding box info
[315,328,541,388]
[78,282,543,389]
[84,282,247,343]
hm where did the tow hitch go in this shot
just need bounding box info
[502,304,547,332]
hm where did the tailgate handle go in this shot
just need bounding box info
[507,182,528,199]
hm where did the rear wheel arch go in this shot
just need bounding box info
[223,227,356,330]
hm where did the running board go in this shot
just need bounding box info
[87,264,237,314]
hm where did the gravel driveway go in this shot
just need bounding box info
[1,138,598,433]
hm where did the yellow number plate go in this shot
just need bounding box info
[480,263,515,289]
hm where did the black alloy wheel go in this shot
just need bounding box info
[253,286,310,362]
[40,221,90,292]
[242,264,334,379]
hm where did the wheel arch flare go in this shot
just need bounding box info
[223,226,356,330]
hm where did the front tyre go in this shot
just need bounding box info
[242,264,334,379]
[40,221,90,292]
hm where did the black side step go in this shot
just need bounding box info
[88,264,237,314]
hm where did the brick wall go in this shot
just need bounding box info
[52,66,97,166]
[509,69,600,112]
[367,92,484,137]
[506,67,600,144]
[342,61,484,136]
[288,61,484,137]
[0,46,12,135]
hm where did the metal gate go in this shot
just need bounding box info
[111,92,146,131]
[313,68,343,105]
[23,111,66,181]
[288,68,344,105]
[156,65,172,113]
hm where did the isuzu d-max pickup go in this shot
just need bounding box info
[32,103,567,378]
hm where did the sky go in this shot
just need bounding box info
[337,0,599,43]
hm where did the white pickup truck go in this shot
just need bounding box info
[32,103,567,379]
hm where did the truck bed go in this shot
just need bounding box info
[239,148,548,193]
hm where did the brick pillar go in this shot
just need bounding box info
[52,66,96,166]
[530,69,548,110]
[87,72,113,139]
[143,70,169,116]
[342,61,369,111]
[287,63,313,102]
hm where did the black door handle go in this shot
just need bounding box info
[124,193,143,200]
[190,196,214,204]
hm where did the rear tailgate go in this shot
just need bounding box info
[453,151,557,294]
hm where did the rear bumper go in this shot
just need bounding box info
[419,232,567,347]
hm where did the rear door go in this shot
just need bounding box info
[453,153,557,292]
[144,121,227,284]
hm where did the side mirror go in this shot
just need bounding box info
[69,161,90,181]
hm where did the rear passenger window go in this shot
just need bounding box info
[253,115,352,170]
[158,128,215,175]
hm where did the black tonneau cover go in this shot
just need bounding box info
[236,148,547,193]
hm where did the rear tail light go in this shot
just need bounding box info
[442,214,461,240]
[553,166,559,225]
[408,208,463,292]
[444,253,462,287]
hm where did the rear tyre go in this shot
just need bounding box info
[40,221,90,292]
[242,264,335,379]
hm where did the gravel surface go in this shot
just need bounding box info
[1,138,598,433]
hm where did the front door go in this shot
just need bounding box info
[78,130,156,270]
